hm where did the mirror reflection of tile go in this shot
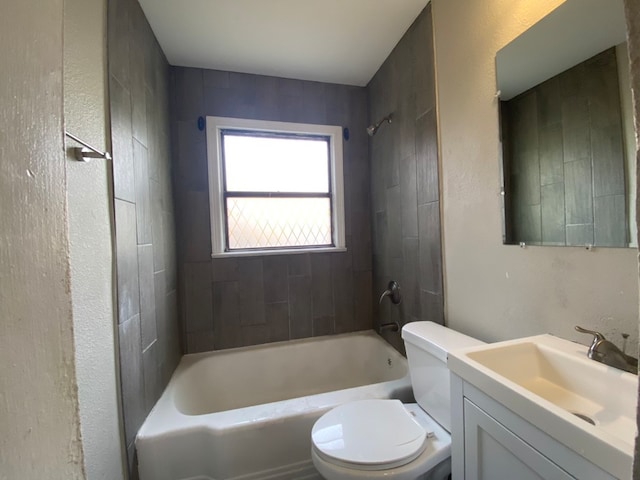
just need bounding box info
[496,0,635,248]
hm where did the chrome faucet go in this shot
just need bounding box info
[575,326,638,375]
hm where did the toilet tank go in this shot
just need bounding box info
[401,322,484,432]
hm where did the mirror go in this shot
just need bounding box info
[497,0,636,248]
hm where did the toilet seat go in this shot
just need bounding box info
[311,402,452,480]
[312,399,428,470]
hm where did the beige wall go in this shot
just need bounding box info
[0,1,85,478]
[64,0,125,478]
[432,0,639,353]
[621,0,640,474]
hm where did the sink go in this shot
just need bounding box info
[464,337,637,442]
[448,334,638,478]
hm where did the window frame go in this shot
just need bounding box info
[206,116,346,257]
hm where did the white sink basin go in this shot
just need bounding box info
[448,334,638,479]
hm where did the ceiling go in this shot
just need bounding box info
[138,0,430,87]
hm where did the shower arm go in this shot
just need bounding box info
[373,114,393,130]
[367,113,394,136]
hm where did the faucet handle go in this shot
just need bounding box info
[575,326,605,357]
[379,280,402,305]
[575,325,605,341]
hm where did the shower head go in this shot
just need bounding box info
[366,113,393,136]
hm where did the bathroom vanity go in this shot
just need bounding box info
[448,335,637,479]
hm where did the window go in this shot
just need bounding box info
[206,116,345,256]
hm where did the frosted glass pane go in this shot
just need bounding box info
[223,134,329,192]
[227,197,332,249]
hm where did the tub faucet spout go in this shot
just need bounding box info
[379,321,400,333]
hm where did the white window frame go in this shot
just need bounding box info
[206,116,346,257]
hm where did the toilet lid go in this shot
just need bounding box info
[312,399,429,470]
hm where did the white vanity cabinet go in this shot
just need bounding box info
[450,375,617,480]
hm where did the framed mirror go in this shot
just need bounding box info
[497,0,636,248]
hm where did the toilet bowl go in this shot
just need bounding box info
[312,401,451,480]
[310,322,484,480]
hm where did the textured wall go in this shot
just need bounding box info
[368,5,442,353]
[0,1,85,478]
[107,0,180,476]
[65,0,125,477]
[171,68,372,352]
[622,0,640,475]
[433,0,638,353]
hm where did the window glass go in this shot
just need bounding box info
[207,116,345,255]
[223,133,330,193]
[226,197,332,249]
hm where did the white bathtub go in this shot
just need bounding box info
[136,330,412,480]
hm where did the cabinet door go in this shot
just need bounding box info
[464,399,575,480]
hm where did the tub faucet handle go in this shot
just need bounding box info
[379,280,401,305]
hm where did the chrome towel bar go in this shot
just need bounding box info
[65,131,112,162]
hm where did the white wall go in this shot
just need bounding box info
[432,0,639,353]
[63,0,126,478]
[0,1,86,477]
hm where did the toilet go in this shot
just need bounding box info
[311,321,484,480]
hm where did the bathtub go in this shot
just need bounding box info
[136,330,412,480]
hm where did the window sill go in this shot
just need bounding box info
[211,246,347,259]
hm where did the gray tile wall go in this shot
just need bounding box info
[367,5,443,352]
[108,0,181,476]
[171,68,373,352]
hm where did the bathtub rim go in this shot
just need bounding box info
[178,328,404,367]
[137,329,411,440]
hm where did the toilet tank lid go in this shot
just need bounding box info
[401,322,485,362]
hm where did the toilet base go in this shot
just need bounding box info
[312,452,450,480]
[415,459,451,480]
